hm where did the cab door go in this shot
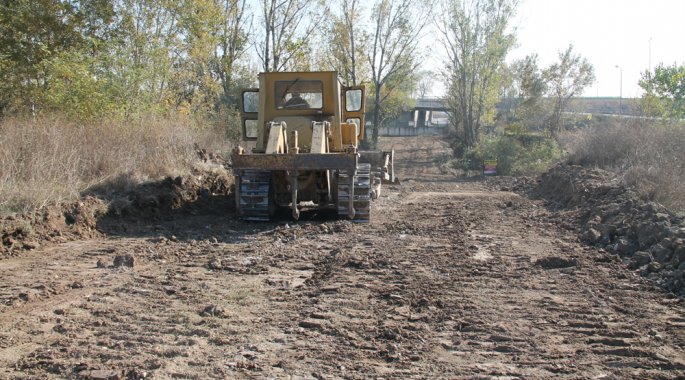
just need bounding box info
[342,86,365,141]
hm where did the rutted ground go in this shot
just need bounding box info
[1,136,684,379]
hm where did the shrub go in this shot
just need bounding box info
[0,113,234,213]
[561,118,685,212]
[449,128,562,176]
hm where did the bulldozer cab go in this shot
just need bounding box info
[240,71,365,153]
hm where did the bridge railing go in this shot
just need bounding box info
[379,125,448,137]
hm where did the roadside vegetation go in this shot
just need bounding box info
[439,0,590,176]
[440,0,685,214]
[0,115,231,213]
[561,117,685,212]
[445,127,563,176]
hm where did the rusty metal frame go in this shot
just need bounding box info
[231,153,357,174]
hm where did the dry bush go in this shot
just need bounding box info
[0,114,231,212]
[561,118,685,212]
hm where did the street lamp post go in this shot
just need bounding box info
[615,65,623,116]
[649,37,653,73]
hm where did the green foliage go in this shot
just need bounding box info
[442,0,518,148]
[543,44,595,134]
[0,0,110,114]
[450,128,562,175]
[285,38,314,71]
[0,0,252,122]
[639,63,685,120]
[512,54,547,101]
[43,51,121,119]
[319,0,369,86]
[366,78,415,125]
[501,54,549,129]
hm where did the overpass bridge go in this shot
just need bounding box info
[378,97,451,136]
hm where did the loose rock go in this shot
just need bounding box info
[113,254,135,268]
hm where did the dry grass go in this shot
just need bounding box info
[0,114,231,213]
[560,118,685,212]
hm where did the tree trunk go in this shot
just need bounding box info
[372,84,381,148]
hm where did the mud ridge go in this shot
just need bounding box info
[1,161,233,258]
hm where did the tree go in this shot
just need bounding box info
[106,0,249,115]
[440,0,518,148]
[321,0,368,86]
[0,0,256,119]
[213,0,250,107]
[43,50,118,119]
[0,0,114,115]
[512,54,546,104]
[111,0,183,113]
[257,0,320,72]
[367,0,431,147]
[506,53,547,128]
[638,63,685,120]
[415,70,435,99]
[174,0,225,113]
[543,44,595,134]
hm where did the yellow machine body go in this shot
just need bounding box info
[232,71,393,222]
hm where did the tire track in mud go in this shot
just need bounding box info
[270,184,685,378]
[247,136,685,378]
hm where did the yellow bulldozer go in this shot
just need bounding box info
[231,71,395,222]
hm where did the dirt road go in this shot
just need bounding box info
[1,136,684,379]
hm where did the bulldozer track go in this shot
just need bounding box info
[237,170,272,221]
[337,163,371,222]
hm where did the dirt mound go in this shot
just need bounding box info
[534,164,619,208]
[484,175,537,193]
[535,256,579,269]
[1,197,107,255]
[1,163,234,258]
[532,163,685,295]
[101,165,233,218]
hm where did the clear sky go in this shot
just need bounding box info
[509,0,685,98]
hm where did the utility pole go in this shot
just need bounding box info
[649,37,653,73]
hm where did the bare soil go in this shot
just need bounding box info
[1,136,684,379]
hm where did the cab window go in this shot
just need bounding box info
[345,89,363,112]
[275,80,323,109]
[242,90,259,113]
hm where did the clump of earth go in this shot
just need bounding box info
[530,163,685,295]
